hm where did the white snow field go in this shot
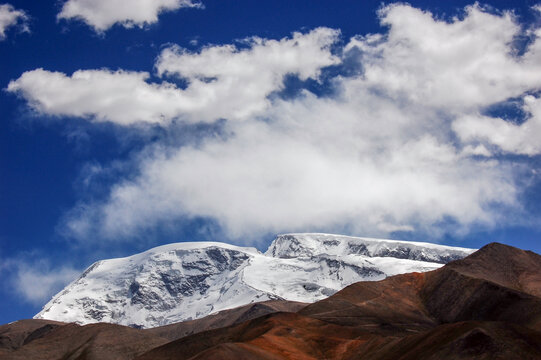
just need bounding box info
[35,233,475,328]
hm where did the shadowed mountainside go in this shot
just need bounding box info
[2,242,541,359]
[137,312,377,360]
[0,319,64,357]
[0,300,306,360]
[0,322,169,360]
[146,300,308,341]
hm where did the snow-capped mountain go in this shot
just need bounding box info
[35,234,475,328]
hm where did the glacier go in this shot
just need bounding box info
[35,233,475,328]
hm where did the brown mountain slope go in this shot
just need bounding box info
[3,322,169,360]
[298,272,436,335]
[420,242,541,330]
[136,316,541,360]
[1,300,306,360]
[0,319,64,357]
[146,300,307,341]
[357,321,541,360]
[443,242,541,298]
[420,264,541,330]
[301,242,541,333]
[136,312,380,360]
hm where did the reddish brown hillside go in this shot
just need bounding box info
[2,322,169,360]
[298,272,436,335]
[137,312,379,360]
[444,242,541,298]
[0,319,64,357]
[146,300,307,341]
[357,321,541,360]
[301,242,541,333]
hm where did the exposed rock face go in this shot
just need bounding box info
[267,233,473,263]
[34,233,474,328]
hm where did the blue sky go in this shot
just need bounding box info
[2,0,541,324]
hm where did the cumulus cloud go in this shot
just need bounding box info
[0,3,29,40]
[58,0,202,32]
[11,4,541,242]
[7,28,339,124]
[7,69,192,125]
[346,4,541,111]
[155,28,340,122]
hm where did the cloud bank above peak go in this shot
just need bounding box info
[57,0,203,32]
[9,3,541,243]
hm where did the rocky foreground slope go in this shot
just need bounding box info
[34,234,474,328]
[2,242,541,359]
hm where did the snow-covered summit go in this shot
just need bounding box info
[35,234,475,328]
[267,233,474,263]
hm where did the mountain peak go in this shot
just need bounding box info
[266,233,475,263]
[446,242,541,298]
[34,233,475,328]
[467,241,540,260]
[7,242,541,360]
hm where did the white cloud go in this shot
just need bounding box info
[0,258,80,304]
[7,69,191,125]
[0,3,28,40]
[155,28,340,122]
[347,4,541,111]
[15,266,79,304]
[58,0,202,32]
[454,95,541,155]
[12,4,541,242]
[7,28,339,125]
[68,90,516,240]
[461,144,492,157]
[99,131,514,239]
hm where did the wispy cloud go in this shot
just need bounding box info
[1,257,80,305]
